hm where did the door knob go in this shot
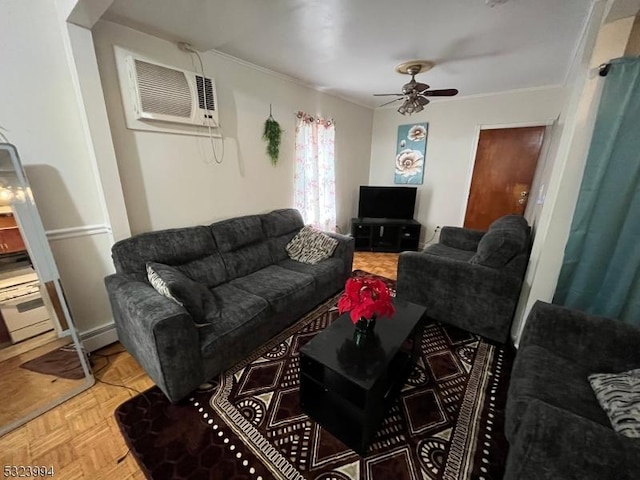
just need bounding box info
[520,191,529,198]
[518,198,526,205]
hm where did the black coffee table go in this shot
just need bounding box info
[299,298,426,455]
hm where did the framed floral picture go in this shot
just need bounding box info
[394,123,428,184]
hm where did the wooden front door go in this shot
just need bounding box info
[464,126,545,230]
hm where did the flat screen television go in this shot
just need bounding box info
[358,186,417,219]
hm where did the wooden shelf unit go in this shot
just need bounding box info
[351,217,421,252]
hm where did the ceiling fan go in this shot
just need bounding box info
[374,61,459,115]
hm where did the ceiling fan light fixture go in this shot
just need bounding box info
[397,96,424,116]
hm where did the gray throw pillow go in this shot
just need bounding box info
[588,368,640,438]
[470,215,528,268]
[286,225,339,264]
[146,262,220,327]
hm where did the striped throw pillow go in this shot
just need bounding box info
[147,263,182,306]
[589,368,640,438]
[286,225,339,265]
[146,262,220,327]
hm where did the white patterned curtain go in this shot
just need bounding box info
[294,112,336,232]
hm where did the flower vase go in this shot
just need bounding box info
[353,316,376,347]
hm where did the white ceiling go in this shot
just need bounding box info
[102,0,593,108]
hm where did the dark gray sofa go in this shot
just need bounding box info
[105,208,354,403]
[505,301,640,479]
[396,215,530,343]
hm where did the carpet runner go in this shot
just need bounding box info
[115,276,514,480]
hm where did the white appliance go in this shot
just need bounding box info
[116,47,219,128]
[0,264,52,343]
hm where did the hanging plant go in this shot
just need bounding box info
[262,106,282,165]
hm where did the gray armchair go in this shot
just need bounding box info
[396,215,530,343]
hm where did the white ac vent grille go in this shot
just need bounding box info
[196,75,216,111]
[135,59,192,118]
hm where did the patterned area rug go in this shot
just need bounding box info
[116,276,514,480]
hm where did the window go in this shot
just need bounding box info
[293,112,336,232]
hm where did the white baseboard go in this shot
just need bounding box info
[80,323,119,352]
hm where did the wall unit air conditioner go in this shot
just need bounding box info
[124,53,219,128]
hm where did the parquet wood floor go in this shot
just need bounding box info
[354,251,399,280]
[0,339,87,427]
[0,331,59,363]
[0,252,399,478]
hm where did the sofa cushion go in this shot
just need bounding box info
[278,258,344,298]
[198,284,270,358]
[210,214,265,252]
[210,214,273,279]
[113,226,217,275]
[221,243,274,280]
[589,368,640,438]
[423,243,476,262]
[262,209,305,263]
[146,262,220,326]
[506,345,611,442]
[286,226,338,264]
[261,209,304,238]
[174,254,227,288]
[230,265,315,313]
[470,215,528,268]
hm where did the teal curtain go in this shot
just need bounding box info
[554,57,640,327]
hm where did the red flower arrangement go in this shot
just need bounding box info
[337,276,395,324]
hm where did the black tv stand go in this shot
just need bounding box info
[351,218,421,252]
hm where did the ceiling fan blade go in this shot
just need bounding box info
[373,93,404,96]
[422,88,459,97]
[379,98,404,107]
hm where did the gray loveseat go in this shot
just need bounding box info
[396,215,530,343]
[105,208,354,403]
[505,301,640,479]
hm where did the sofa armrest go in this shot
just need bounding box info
[325,231,355,277]
[398,251,522,300]
[105,273,204,402]
[505,399,640,480]
[396,251,522,342]
[439,226,486,251]
[520,301,640,372]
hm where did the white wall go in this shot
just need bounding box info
[93,20,373,234]
[0,0,118,337]
[369,87,566,242]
